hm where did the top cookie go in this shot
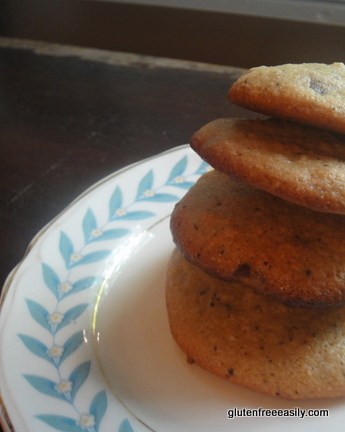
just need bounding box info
[228,62,345,134]
[190,117,345,215]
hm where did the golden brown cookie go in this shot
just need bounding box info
[228,62,345,134]
[166,249,345,399]
[190,117,345,215]
[170,170,345,307]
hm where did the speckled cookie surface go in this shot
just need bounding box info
[170,170,345,307]
[228,62,345,134]
[190,117,345,214]
[166,249,345,399]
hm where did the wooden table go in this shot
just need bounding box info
[0,37,251,431]
[0,37,253,290]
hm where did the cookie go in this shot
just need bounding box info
[190,117,345,214]
[170,170,345,307]
[228,62,345,134]
[166,249,345,399]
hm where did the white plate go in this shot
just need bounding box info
[0,146,342,432]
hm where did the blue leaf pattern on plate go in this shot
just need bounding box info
[117,210,155,220]
[69,277,99,297]
[18,334,51,363]
[108,186,123,220]
[89,228,129,242]
[69,361,91,401]
[68,250,111,268]
[136,170,154,200]
[59,232,75,268]
[26,299,51,332]
[167,154,188,183]
[59,331,84,365]
[83,209,98,243]
[196,160,209,174]
[89,390,108,432]
[24,375,66,400]
[139,192,180,202]
[42,263,61,299]
[56,304,89,333]
[119,419,135,432]
[18,151,209,431]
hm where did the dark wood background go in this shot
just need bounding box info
[0,39,252,294]
[1,0,345,68]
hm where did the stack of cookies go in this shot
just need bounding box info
[166,63,345,399]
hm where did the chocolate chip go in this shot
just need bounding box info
[233,263,251,278]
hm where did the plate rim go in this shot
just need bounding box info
[0,144,189,308]
[0,143,200,432]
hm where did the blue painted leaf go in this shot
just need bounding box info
[69,250,111,268]
[109,186,123,219]
[18,334,50,362]
[59,232,74,268]
[69,361,91,400]
[136,170,154,199]
[173,181,195,190]
[89,228,129,242]
[141,192,179,202]
[24,375,65,400]
[118,210,155,220]
[196,160,210,174]
[83,208,97,243]
[36,415,83,432]
[119,419,134,432]
[42,263,60,298]
[26,299,50,331]
[60,331,84,364]
[167,155,188,183]
[89,390,107,432]
[56,304,88,332]
[67,277,99,297]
